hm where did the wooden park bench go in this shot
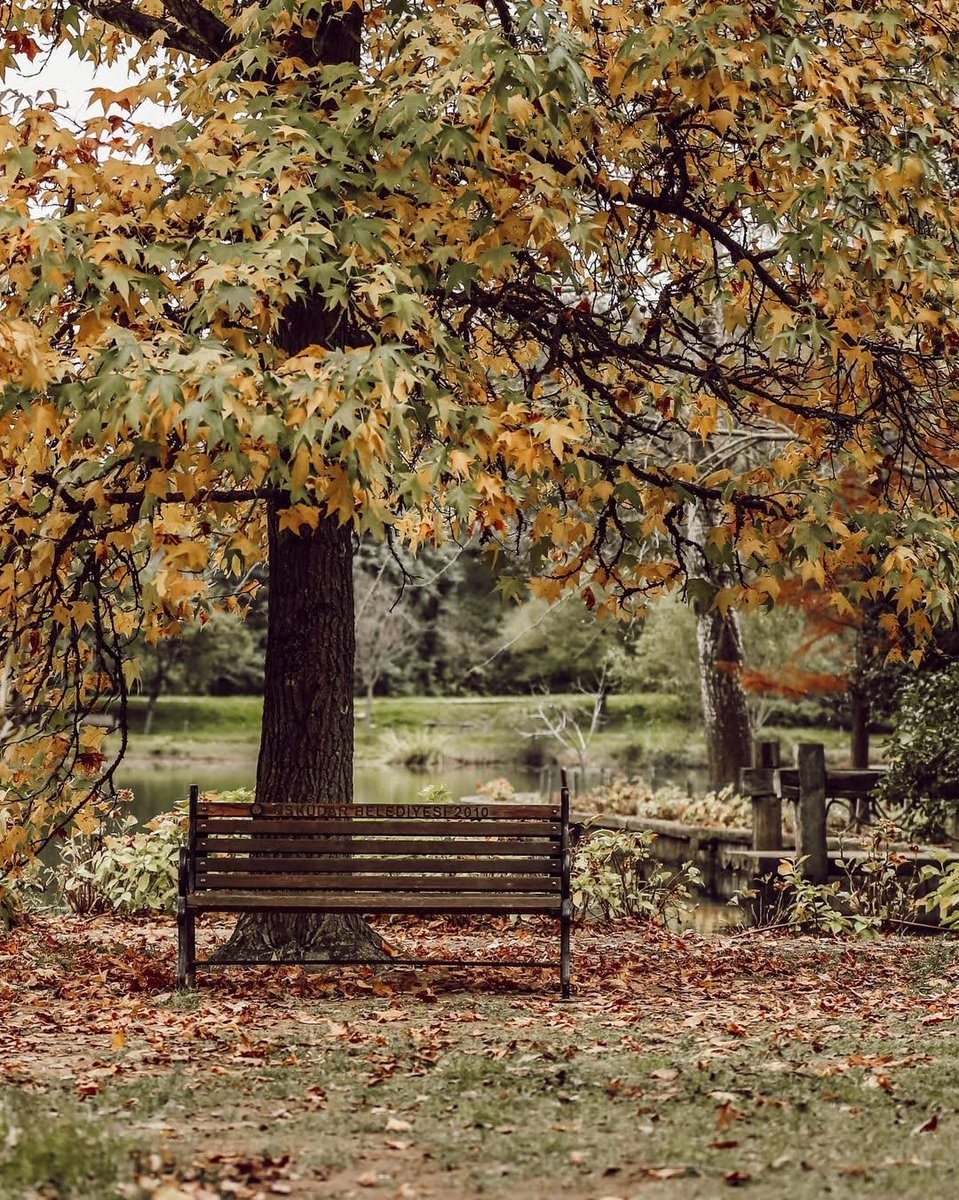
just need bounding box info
[177,783,572,997]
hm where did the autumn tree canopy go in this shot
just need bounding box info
[3,0,959,883]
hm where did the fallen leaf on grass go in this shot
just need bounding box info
[709,1140,740,1150]
[862,1072,895,1092]
[912,1113,939,1135]
[386,1116,412,1133]
[643,1166,688,1180]
[376,1008,407,1023]
[716,1100,744,1132]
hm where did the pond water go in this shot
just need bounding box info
[116,762,546,824]
[116,757,711,825]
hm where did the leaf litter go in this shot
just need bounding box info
[0,914,957,1198]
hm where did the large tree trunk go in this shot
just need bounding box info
[216,3,385,963]
[218,506,385,961]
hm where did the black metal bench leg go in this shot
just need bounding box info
[177,903,196,989]
[560,908,572,1000]
[186,910,196,988]
[176,900,189,988]
[177,841,196,989]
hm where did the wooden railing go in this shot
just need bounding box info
[739,740,886,881]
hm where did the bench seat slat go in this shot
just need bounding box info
[197,802,559,820]
[197,856,561,875]
[186,890,563,913]
[194,872,560,892]
[195,838,562,856]
[195,819,560,837]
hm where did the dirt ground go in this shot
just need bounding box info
[2,914,958,1200]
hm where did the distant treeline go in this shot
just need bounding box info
[135,544,915,737]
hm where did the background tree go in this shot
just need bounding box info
[4,0,959,956]
[353,561,416,725]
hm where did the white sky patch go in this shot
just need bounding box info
[5,43,170,127]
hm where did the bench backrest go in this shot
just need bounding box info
[186,791,569,909]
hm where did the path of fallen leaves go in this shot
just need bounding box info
[2,915,957,1199]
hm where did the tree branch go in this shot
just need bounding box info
[75,0,230,60]
[160,0,233,58]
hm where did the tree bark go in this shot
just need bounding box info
[694,600,753,788]
[687,490,752,789]
[850,687,870,770]
[849,623,871,770]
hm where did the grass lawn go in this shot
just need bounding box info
[119,693,853,774]
[2,916,956,1199]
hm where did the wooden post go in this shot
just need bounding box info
[796,743,829,883]
[748,740,782,852]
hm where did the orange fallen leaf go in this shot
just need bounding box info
[716,1100,744,1132]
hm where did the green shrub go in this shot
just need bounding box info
[579,777,754,829]
[919,858,959,928]
[734,829,930,936]
[380,728,443,768]
[61,806,187,915]
[59,833,109,916]
[874,666,959,840]
[417,782,453,803]
[572,828,702,922]
[214,786,255,806]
